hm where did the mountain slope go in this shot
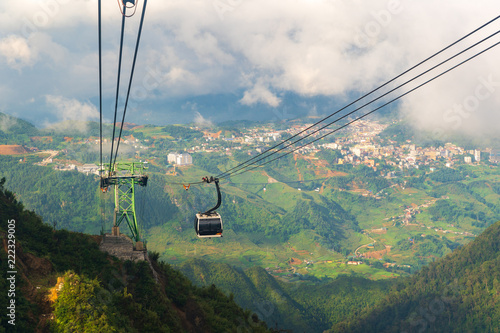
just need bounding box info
[0,178,270,332]
[0,112,39,136]
[330,219,500,332]
[179,258,313,332]
[179,258,391,333]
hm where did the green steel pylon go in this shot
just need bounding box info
[100,162,148,242]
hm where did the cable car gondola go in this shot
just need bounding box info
[194,177,223,238]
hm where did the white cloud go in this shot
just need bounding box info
[0,113,18,132]
[46,95,98,121]
[186,102,214,127]
[240,83,281,107]
[0,0,498,137]
[29,32,68,64]
[401,71,500,138]
[0,35,37,69]
[45,95,99,132]
[194,110,214,128]
[0,32,67,70]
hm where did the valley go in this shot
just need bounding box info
[1,113,500,332]
[2,2,500,331]
[1,114,499,281]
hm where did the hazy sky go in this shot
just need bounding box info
[0,0,499,137]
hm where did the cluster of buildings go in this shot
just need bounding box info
[29,119,499,176]
[152,121,500,171]
[167,152,193,166]
[201,128,283,144]
[320,126,495,170]
[52,163,100,175]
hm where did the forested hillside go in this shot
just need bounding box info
[0,112,40,145]
[0,179,270,332]
[179,258,392,332]
[330,220,500,332]
[0,156,104,233]
[179,259,314,332]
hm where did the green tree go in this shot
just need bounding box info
[52,272,118,332]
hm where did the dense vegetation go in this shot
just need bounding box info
[161,125,204,140]
[394,233,460,258]
[280,197,359,250]
[179,258,391,332]
[0,156,104,233]
[192,153,229,174]
[428,168,466,183]
[5,166,500,332]
[0,180,270,332]
[330,220,500,332]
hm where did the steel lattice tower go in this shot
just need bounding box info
[101,162,148,242]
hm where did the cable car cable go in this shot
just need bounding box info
[224,39,500,179]
[219,29,500,179]
[164,25,497,187]
[97,0,106,230]
[108,4,128,175]
[111,0,148,168]
[98,0,105,188]
[158,16,500,186]
[98,0,103,174]
[216,15,500,180]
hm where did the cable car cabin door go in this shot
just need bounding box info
[195,213,223,238]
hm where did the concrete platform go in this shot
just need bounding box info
[99,233,147,262]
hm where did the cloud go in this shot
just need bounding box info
[45,95,99,132]
[0,35,37,69]
[401,72,500,138]
[0,113,18,132]
[240,83,281,107]
[194,111,213,128]
[29,32,68,64]
[0,32,66,70]
[188,102,213,127]
[308,105,318,117]
[0,0,498,138]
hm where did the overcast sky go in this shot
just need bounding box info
[0,0,499,137]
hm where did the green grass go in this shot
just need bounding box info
[304,261,401,280]
[257,182,303,211]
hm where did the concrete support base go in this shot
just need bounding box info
[99,234,146,261]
